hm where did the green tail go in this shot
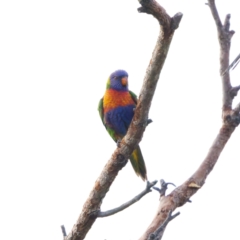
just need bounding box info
[129,145,147,181]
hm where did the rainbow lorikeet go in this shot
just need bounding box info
[98,70,147,181]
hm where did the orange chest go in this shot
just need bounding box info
[103,89,136,112]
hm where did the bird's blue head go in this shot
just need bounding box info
[107,69,129,91]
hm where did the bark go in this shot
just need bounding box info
[65,1,182,240]
[64,1,240,240]
[139,125,235,240]
[139,1,240,239]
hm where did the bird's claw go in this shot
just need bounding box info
[153,179,176,197]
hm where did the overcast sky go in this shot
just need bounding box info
[1,1,240,240]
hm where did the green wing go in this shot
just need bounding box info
[129,90,138,104]
[98,98,105,126]
[98,98,118,142]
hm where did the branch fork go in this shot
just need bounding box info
[63,1,240,240]
[138,1,240,239]
[64,1,182,237]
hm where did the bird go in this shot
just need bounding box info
[98,69,147,181]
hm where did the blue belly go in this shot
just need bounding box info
[105,105,135,136]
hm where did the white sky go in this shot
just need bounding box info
[1,1,240,240]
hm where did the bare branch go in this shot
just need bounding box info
[139,125,235,240]
[222,53,240,76]
[223,13,231,31]
[65,1,182,240]
[138,2,239,239]
[148,211,180,240]
[207,0,222,30]
[208,1,235,114]
[137,0,182,31]
[61,225,67,238]
[137,0,171,28]
[232,58,240,70]
[171,13,183,30]
[98,180,157,217]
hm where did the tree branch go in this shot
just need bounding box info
[61,225,67,238]
[148,211,180,240]
[139,125,235,240]
[207,0,222,30]
[65,1,182,240]
[138,2,239,239]
[222,53,240,76]
[98,180,157,217]
[137,0,171,28]
[208,1,235,114]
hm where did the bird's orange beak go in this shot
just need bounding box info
[121,77,128,86]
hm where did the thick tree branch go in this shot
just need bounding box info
[137,0,171,28]
[138,2,239,240]
[98,180,157,217]
[137,0,182,32]
[139,125,235,240]
[65,1,182,240]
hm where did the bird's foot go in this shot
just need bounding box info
[153,179,176,197]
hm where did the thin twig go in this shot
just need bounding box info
[222,53,240,76]
[98,180,157,217]
[232,58,240,70]
[148,211,180,240]
[61,225,67,237]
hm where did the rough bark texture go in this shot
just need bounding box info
[138,1,240,239]
[139,125,235,240]
[65,1,182,240]
[64,0,240,239]
[208,1,235,114]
